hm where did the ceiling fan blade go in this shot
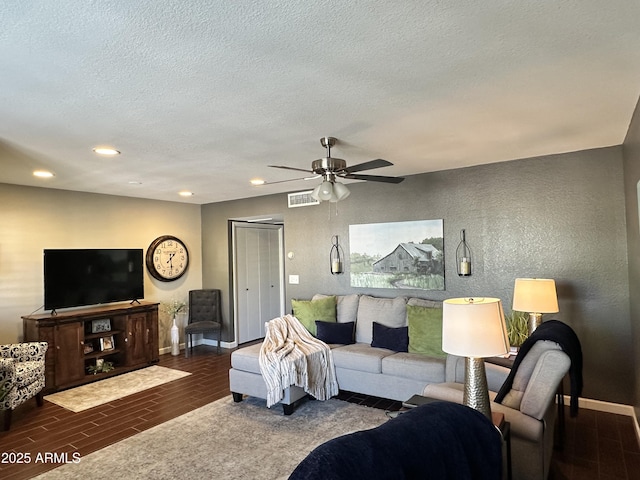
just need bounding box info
[268,165,314,174]
[261,175,320,185]
[343,159,393,174]
[343,173,405,184]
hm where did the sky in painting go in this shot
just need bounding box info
[349,219,443,257]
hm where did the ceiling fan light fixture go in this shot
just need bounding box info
[318,180,334,201]
[310,184,322,201]
[332,181,350,201]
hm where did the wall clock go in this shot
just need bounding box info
[146,235,189,282]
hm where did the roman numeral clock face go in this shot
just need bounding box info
[145,235,189,282]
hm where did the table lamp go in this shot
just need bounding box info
[442,297,510,419]
[512,278,559,335]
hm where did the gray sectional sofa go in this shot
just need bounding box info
[228,293,509,413]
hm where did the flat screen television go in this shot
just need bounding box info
[44,249,144,311]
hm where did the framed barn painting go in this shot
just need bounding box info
[349,219,444,290]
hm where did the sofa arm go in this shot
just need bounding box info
[0,358,17,383]
[0,342,48,362]
[423,382,544,443]
[518,349,570,420]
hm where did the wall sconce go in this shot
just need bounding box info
[456,229,472,276]
[330,235,344,274]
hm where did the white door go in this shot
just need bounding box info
[233,223,284,344]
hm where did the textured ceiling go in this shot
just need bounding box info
[1,1,639,204]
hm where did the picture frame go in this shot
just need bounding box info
[83,343,94,355]
[100,335,115,351]
[95,358,104,370]
[349,219,445,291]
[91,318,111,334]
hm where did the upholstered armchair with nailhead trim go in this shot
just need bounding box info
[0,342,48,431]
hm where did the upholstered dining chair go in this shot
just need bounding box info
[0,342,48,431]
[185,289,222,357]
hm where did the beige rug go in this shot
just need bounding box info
[44,365,191,412]
[35,396,388,480]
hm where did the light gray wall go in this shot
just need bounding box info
[202,145,632,405]
[622,97,640,417]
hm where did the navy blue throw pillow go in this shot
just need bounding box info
[371,322,409,352]
[315,321,355,345]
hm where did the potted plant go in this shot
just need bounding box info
[505,310,529,351]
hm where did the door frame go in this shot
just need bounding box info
[230,220,285,346]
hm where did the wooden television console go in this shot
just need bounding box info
[23,301,159,393]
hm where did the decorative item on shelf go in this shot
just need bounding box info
[441,297,510,419]
[87,359,114,375]
[512,278,559,335]
[91,318,111,333]
[99,335,115,351]
[330,235,344,274]
[455,229,472,276]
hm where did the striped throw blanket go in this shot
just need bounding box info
[259,315,339,408]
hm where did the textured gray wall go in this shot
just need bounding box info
[623,97,640,415]
[202,146,632,404]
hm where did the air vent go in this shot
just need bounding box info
[288,190,320,208]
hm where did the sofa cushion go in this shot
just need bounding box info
[313,294,360,324]
[356,295,407,344]
[407,297,443,309]
[292,296,337,336]
[230,342,262,374]
[407,305,446,358]
[332,343,395,374]
[382,352,446,383]
[316,321,355,345]
[371,322,408,352]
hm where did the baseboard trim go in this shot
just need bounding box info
[563,395,640,446]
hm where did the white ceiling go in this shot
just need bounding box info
[1,1,639,204]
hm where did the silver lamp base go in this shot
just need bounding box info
[528,312,543,335]
[463,357,492,420]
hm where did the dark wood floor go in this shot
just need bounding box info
[1,345,639,479]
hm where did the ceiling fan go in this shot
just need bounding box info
[268,137,404,202]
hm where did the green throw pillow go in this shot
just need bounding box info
[292,296,337,336]
[407,305,446,358]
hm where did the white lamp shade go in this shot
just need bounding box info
[442,297,510,358]
[331,182,350,201]
[310,184,322,201]
[318,181,334,201]
[512,278,559,313]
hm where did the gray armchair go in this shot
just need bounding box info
[185,289,222,356]
[424,341,571,480]
[0,342,48,430]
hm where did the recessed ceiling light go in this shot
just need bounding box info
[179,191,194,197]
[33,170,55,178]
[93,146,121,156]
[250,178,266,185]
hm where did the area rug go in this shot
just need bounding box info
[35,396,388,480]
[44,365,191,412]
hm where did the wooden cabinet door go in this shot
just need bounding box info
[146,309,159,363]
[54,322,85,387]
[125,313,148,366]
